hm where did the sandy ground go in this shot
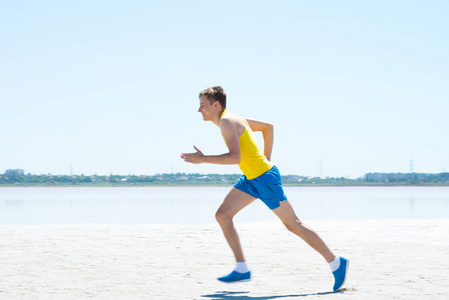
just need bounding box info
[1,219,448,300]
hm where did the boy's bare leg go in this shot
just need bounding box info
[215,188,256,262]
[272,200,336,263]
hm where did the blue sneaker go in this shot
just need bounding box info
[217,270,251,283]
[332,257,349,291]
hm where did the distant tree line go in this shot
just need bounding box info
[364,172,449,183]
[1,172,448,186]
[0,173,239,186]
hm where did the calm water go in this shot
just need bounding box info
[1,186,448,224]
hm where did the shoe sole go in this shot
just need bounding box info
[218,278,251,284]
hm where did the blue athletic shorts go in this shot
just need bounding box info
[234,165,288,210]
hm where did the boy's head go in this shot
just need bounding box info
[199,86,226,109]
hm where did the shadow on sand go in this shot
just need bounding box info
[200,289,346,299]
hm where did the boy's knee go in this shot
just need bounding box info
[215,208,236,224]
[283,221,295,233]
[215,209,228,223]
[283,219,304,234]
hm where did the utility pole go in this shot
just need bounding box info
[319,160,323,179]
[409,157,415,182]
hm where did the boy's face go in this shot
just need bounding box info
[198,96,218,121]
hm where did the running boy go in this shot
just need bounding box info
[181,86,348,291]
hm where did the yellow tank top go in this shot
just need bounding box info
[221,110,273,180]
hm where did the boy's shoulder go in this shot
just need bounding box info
[221,112,245,125]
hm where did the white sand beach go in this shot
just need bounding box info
[1,220,448,300]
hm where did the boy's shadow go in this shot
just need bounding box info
[200,290,344,299]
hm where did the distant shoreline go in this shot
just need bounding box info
[1,182,449,188]
[3,171,448,187]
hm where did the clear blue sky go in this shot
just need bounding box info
[1,1,448,178]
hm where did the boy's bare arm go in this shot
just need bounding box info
[181,119,241,165]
